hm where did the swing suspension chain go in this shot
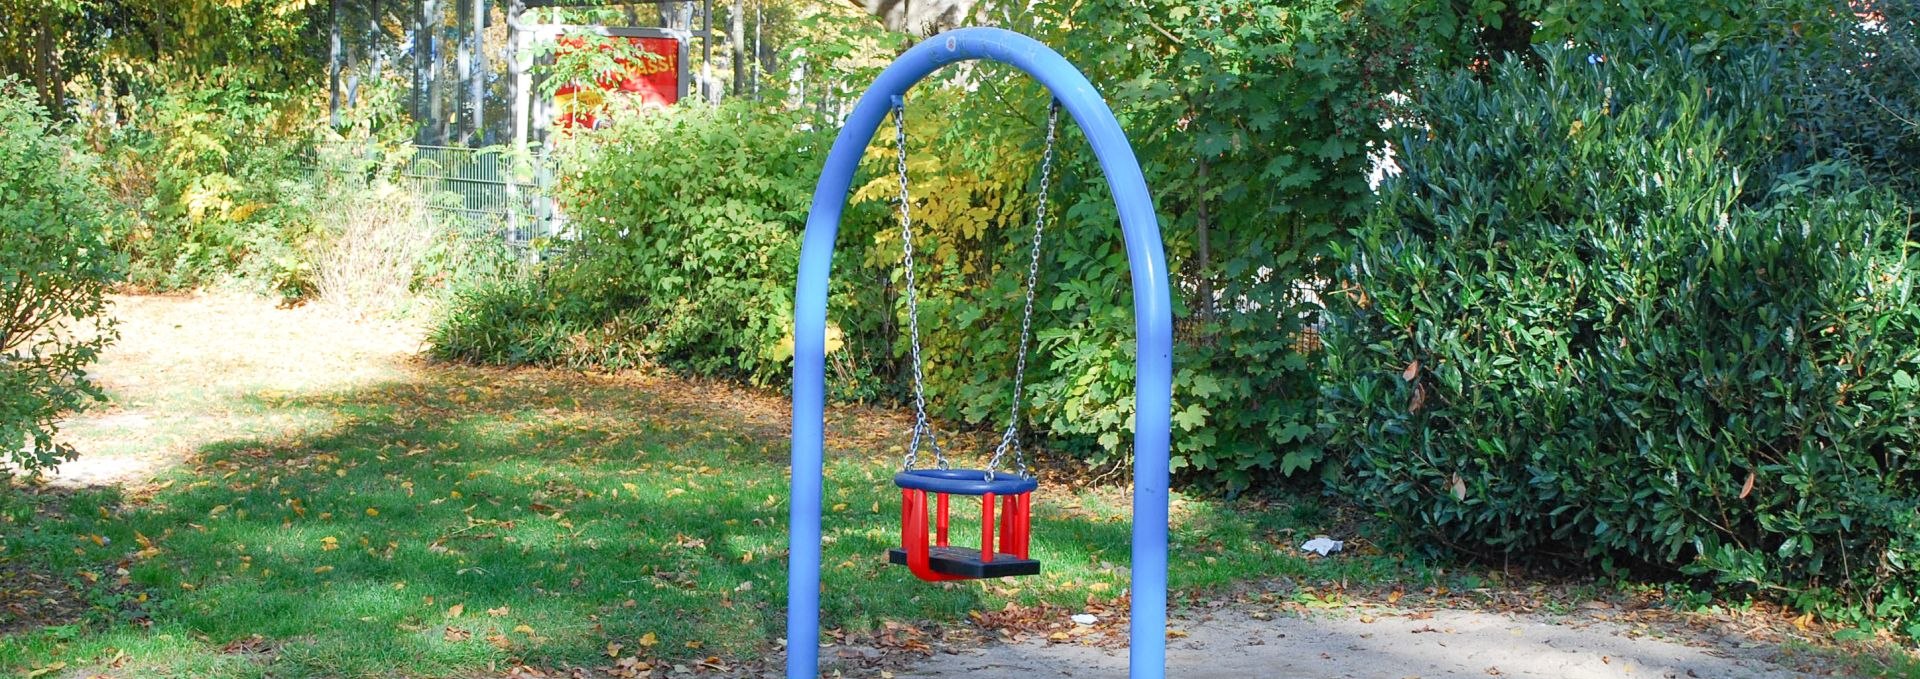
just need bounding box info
[894,97,1061,478]
[893,99,947,471]
[986,99,1061,479]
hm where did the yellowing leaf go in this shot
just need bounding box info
[513,624,536,635]
[320,536,339,551]
[313,566,334,574]
[639,631,659,647]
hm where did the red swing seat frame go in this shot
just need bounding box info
[887,469,1039,581]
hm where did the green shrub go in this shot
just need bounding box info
[909,0,1416,488]
[1322,32,1920,634]
[102,83,322,298]
[1794,0,1920,190]
[0,77,124,478]
[428,270,635,369]
[430,102,890,388]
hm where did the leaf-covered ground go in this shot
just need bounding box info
[6,294,1917,679]
[1,294,1429,678]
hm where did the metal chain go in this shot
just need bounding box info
[987,100,1061,479]
[893,98,948,471]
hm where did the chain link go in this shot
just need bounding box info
[986,100,1062,479]
[893,99,948,471]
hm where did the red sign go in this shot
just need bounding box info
[553,32,685,129]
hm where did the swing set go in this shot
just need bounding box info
[788,27,1174,679]
[881,93,1060,582]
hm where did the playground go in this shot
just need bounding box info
[0,294,1881,678]
[8,1,1920,678]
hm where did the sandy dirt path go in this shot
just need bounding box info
[904,606,1826,679]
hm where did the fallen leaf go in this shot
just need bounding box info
[639,631,659,647]
[446,604,464,618]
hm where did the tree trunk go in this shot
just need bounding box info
[32,7,66,118]
[508,0,530,151]
[1194,159,1215,326]
[429,0,448,145]
[730,0,744,97]
[466,0,485,144]
[413,0,429,141]
[847,0,978,35]
[330,0,344,127]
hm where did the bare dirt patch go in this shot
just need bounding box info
[902,605,1819,679]
[48,293,426,488]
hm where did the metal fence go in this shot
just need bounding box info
[400,145,561,253]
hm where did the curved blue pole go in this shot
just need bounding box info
[787,27,1173,679]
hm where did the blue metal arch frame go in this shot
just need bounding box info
[786,27,1173,679]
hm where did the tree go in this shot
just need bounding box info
[0,77,122,479]
[846,0,977,35]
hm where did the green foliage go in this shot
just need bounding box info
[0,78,123,478]
[103,83,319,295]
[988,0,1415,486]
[1793,0,1920,190]
[1375,0,1830,67]
[1,0,322,120]
[432,2,1417,488]
[431,101,890,392]
[428,269,641,369]
[1321,32,1920,633]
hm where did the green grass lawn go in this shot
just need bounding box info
[0,358,1428,678]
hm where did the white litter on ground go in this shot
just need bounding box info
[1300,537,1344,556]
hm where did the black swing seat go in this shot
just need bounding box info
[888,545,1041,578]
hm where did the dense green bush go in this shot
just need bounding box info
[1794,0,1920,190]
[430,101,893,390]
[891,0,1415,487]
[0,78,124,478]
[1322,33,1920,634]
[102,83,320,295]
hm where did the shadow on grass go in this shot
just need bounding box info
[0,366,1408,678]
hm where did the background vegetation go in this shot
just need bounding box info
[1321,30,1920,638]
[0,77,123,479]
